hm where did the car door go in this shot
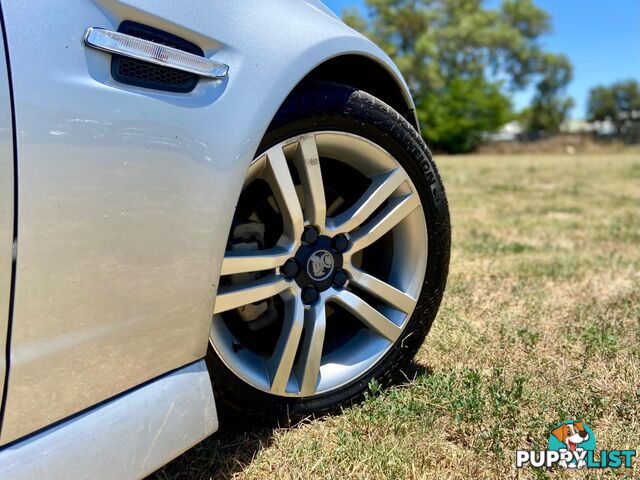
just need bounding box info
[0,12,13,413]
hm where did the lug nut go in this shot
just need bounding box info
[301,286,319,305]
[301,226,319,244]
[332,270,348,288]
[332,234,349,252]
[281,258,299,278]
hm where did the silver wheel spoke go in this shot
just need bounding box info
[268,295,305,394]
[221,247,291,276]
[350,193,420,253]
[243,157,266,188]
[265,147,304,244]
[295,301,326,396]
[332,290,402,342]
[292,134,326,230]
[213,275,290,314]
[348,268,416,314]
[327,168,407,234]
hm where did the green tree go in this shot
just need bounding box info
[587,80,640,142]
[419,77,511,153]
[521,53,574,137]
[344,0,573,152]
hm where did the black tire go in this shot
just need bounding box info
[206,81,450,426]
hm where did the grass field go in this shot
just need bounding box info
[153,152,640,479]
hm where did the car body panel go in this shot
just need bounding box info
[0,0,415,443]
[0,13,13,405]
[0,361,217,480]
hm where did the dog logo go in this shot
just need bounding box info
[516,419,636,470]
[307,250,334,281]
[549,421,594,468]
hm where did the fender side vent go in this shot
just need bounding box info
[111,21,203,93]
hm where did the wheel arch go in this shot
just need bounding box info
[292,54,420,131]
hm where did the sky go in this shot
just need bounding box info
[323,0,640,119]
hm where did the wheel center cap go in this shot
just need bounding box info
[307,249,335,281]
[293,235,343,292]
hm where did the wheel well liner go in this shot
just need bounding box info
[296,54,419,130]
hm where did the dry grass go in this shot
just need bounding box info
[152,152,640,480]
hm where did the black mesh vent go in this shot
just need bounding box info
[111,21,203,93]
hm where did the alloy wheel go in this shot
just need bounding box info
[210,131,428,397]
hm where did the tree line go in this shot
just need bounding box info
[344,0,640,152]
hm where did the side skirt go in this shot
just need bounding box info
[0,360,217,479]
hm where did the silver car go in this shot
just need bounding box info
[0,1,450,478]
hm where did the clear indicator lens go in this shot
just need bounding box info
[84,27,228,79]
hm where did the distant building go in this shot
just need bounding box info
[560,119,594,133]
[486,121,523,142]
[485,117,633,144]
[561,119,615,135]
